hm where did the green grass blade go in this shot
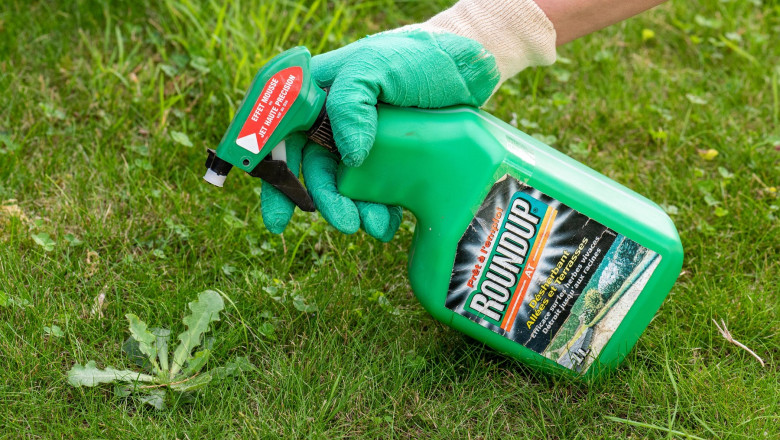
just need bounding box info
[604,416,706,440]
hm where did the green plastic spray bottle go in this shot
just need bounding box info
[204,47,684,379]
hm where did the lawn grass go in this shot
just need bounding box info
[0,0,778,438]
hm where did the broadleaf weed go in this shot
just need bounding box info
[67,290,255,410]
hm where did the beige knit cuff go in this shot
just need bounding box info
[422,0,557,84]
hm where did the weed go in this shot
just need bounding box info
[67,290,255,410]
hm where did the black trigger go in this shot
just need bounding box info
[248,158,315,212]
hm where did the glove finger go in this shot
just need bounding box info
[355,202,404,243]
[379,205,404,243]
[302,143,360,234]
[310,41,367,88]
[325,71,380,167]
[260,134,304,234]
[355,201,390,240]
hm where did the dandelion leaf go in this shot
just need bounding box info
[170,371,214,392]
[179,349,211,378]
[126,314,157,363]
[212,356,256,382]
[138,389,167,410]
[170,290,224,377]
[67,360,154,387]
[122,336,153,371]
[152,327,171,372]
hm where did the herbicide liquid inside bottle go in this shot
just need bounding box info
[205,47,684,379]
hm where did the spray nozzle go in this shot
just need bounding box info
[203,149,232,187]
[204,147,315,211]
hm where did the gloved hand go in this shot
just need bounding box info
[259,134,403,242]
[261,0,557,241]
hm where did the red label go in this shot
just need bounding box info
[235,66,303,155]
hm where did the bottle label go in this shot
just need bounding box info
[235,66,303,154]
[446,174,661,373]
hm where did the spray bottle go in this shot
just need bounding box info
[204,47,684,379]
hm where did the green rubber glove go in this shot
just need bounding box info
[311,29,500,166]
[259,133,305,235]
[302,143,403,242]
[262,29,500,241]
[260,134,403,242]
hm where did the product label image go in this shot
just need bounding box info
[446,175,660,373]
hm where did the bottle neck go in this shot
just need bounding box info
[306,88,340,155]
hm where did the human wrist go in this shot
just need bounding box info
[533,0,668,45]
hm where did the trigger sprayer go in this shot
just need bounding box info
[205,47,684,379]
[204,47,336,212]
